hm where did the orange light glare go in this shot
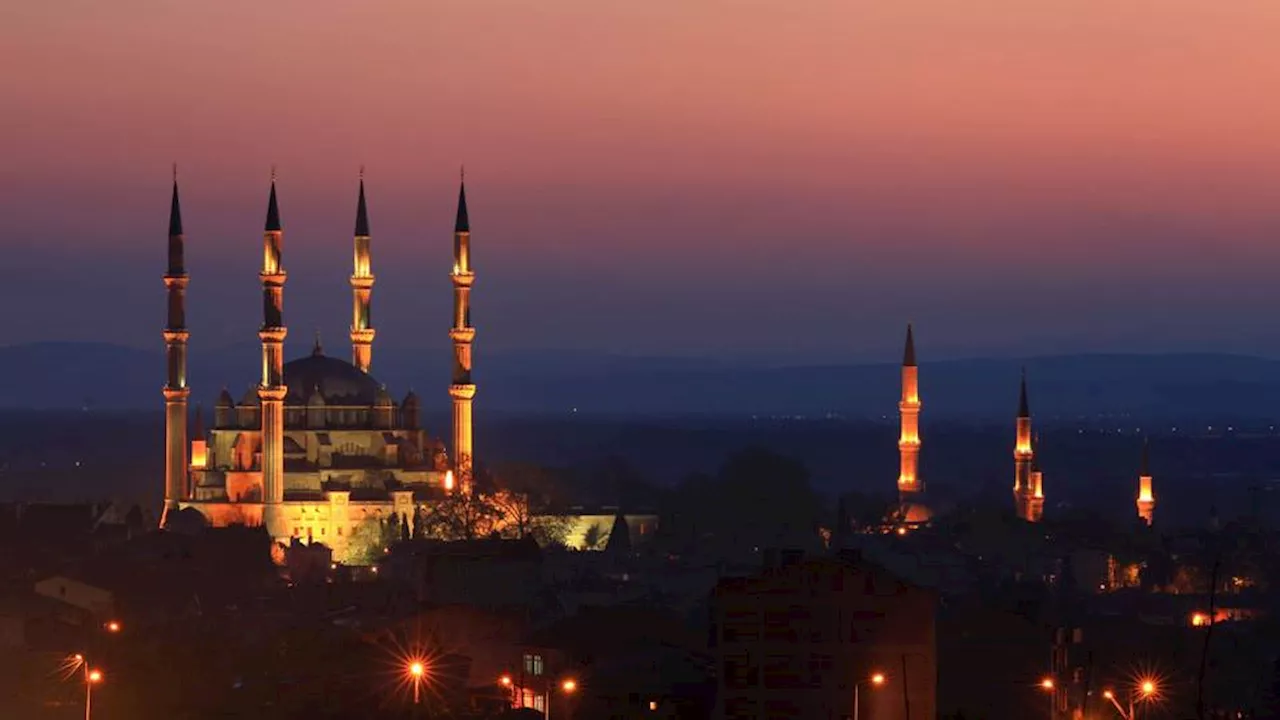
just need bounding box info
[1102,689,1114,700]
[1140,679,1156,696]
[1190,612,1208,627]
[409,661,425,678]
[88,669,103,683]
[562,678,577,693]
[444,470,455,491]
[106,621,121,633]
[870,672,886,686]
[500,674,512,687]
[1040,677,1055,691]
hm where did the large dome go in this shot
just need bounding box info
[283,351,381,406]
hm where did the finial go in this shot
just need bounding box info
[312,329,323,356]
[270,164,277,183]
[460,164,465,182]
[172,162,178,183]
[903,323,916,367]
[359,164,365,181]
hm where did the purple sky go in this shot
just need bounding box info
[5,1,1280,362]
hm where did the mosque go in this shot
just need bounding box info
[160,173,478,561]
[892,327,1155,528]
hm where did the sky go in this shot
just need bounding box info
[5,0,1280,364]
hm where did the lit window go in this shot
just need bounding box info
[523,653,544,676]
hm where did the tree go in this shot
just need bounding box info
[346,516,386,565]
[582,523,605,551]
[418,491,502,541]
[399,513,411,542]
[412,504,427,540]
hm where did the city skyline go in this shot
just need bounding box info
[6,1,1280,360]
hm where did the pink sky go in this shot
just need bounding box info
[5,0,1280,359]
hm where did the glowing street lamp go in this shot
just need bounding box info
[561,678,577,693]
[854,671,886,720]
[1101,678,1159,720]
[84,664,103,720]
[105,621,121,634]
[1041,676,1055,719]
[408,660,426,704]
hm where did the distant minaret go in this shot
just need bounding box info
[1013,370,1039,521]
[1028,433,1045,523]
[1136,438,1155,526]
[350,173,375,373]
[161,172,190,527]
[448,174,476,489]
[258,176,288,539]
[897,324,922,502]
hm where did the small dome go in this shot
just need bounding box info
[403,389,420,406]
[240,387,260,406]
[217,388,235,407]
[283,353,380,406]
[376,385,393,406]
[306,384,326,406]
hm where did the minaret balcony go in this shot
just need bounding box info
[259,328,288,343]
[349,275,374,289]
[449,384,476,400]
[450,271,475,288]
[163,274,189,289]
[163,330,190,343]
[163,387,191,401]
[350,328,376,343]
[449,327,476,343]
[259,271,287,286]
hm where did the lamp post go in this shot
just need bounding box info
[853,672,886,720]
[408,661,425,705]
[1040,676,1055,720]
[69,655,103,720]
[1101,679,1157,720]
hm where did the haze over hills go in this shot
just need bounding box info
[3,341,1280,421]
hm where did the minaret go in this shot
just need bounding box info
[1136,438,1155,526]
[258,176,288,539]
[897,324,922,502]
[1027,433,1045,523]
[350,173,375,373]
[448,174,476,489]
[161,172,190,527]
[1013,369,1037,521]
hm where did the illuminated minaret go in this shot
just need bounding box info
[258,176,288,539]
[1013,370,1038,521]
[1136,438,1155,526]
[897,324,922,502]
[1027,434,1045,523]
[350,174,375,373]
[161,172,190,527]
[448,175,476,488]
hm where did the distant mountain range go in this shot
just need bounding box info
[2,342,1279,421]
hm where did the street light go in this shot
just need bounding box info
[84,664,103,720]
[853,671,886,720]
[1101,678,1159,720]
[1040,676,1055,719]
[408,660,426,704]
[105,621,121,634]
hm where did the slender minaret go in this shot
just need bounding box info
[258,176,288,539]
[1136,438,1155,526]
[1013,369,1037,521]
[897,324,922,502]
[448,174,476,489]
[161,172,190,527]
[1027,433,1045,523]
[350,173,375,373]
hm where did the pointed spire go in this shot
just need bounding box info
[312,329,323,356]
[265,174,281,232]
[168,166,183,237]
[354,175,370,236]
[1140,437,1150,476]
[903,323,916,367]
[1018,367,1030,417]
[454,170,470,233]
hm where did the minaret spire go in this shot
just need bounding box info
[258,175,288,541]
[350,174,375,372]
[896,324,925,522]
[1014,368,1043,522]
[1137,437,1155,526]
[448,172,477,491]
[161,173,191,527]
